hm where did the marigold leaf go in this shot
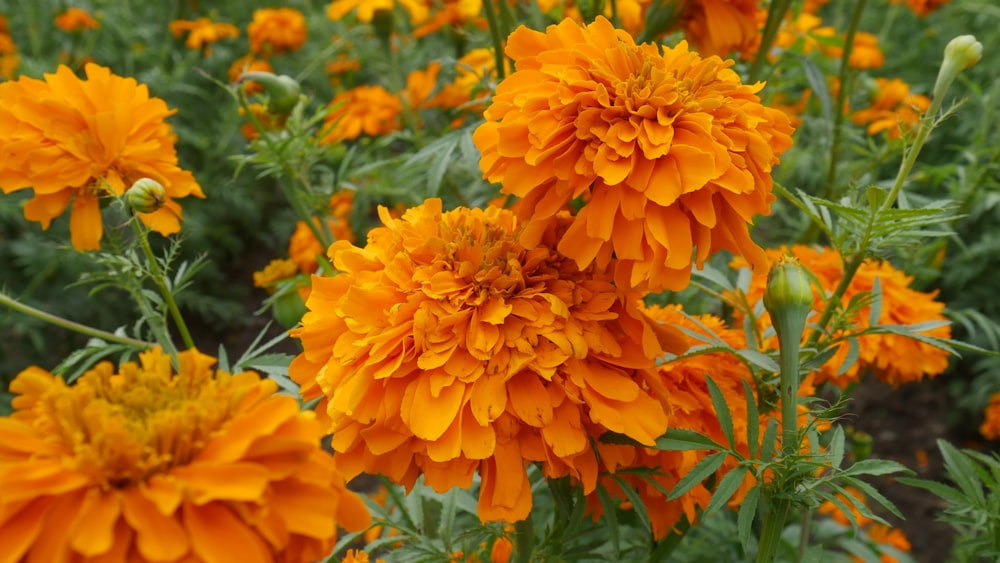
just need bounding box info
[703,465,747,517]
[654,429,724,452]
[736,484,759,553]
[937,439,987,505]
[743,380,760,459]
[594,484,620,555]
[610,475,652,535]
[842,477,903,521]
[706,375,735,449]
[667,451,727,501]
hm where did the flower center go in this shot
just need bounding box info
[36,358,238,488]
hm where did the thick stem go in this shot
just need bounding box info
[756,497,791,563]
[0,291,153,349]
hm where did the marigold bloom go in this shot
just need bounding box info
[679,0,761,58]
[474,17,794,292]
[589,305,764,536]
[54,7,99,32]
[248,8,308,56]
[980,392,1000,441]
[891,0,951,16]
[0,63,204,251]
[327,0,430,24]
[288,193,356,274]
[428,48,499,117]
[341,549,387,563]
[732,245,951,387]
[852,77,930,139]
[0,348,370,562]
[319,85,403,143]
[412,0,486,38]
[290,199,686,522]
[169,17,239,53]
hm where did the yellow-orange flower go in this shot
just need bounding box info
[891,0,951,16]
[229,54,274,95]
[288,189,356,274]
[326,0,430,24]
[412,0,486,38]
[290,199,687,522]
[678,0,761,58]
[341,549,387,563]
[980,392,1000,441]
[169,17,239,53]
[732,245,952,388]
[591,304,763,537]
[248,8,308,56]
[0,15,18,80]
[0,63,204,251]
[428,48,500,118]
[0,348,370,562]
[253,258,300,290]
[319,85,403,143]
[54,7,99,32]
[474,17,794,292]
[852,77,930,139]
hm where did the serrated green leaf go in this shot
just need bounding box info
[706,375,736,449]
[868,276,883,328]
[594,484,620,555]
[611,475,652,535]
[837,337,860,376]
[667,451,727,501]
[735,349,780,372]
[828,425,846,470]
[816,490,861,532]
[938,439,987,505]
[838,459,913,479]
[655,428,724,452]
[692,264,736,292]
[744,380,760,459]
[704,466,748,517]
[842,477,903,521]
[760,417,779,462]
[737,484,760,553]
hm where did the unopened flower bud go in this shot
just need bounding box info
[127,178,166,214]
[763,255,813,340]
[944,35,983,72]
[237,71,301,114]
[272,289,307,329]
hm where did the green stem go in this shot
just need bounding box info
[513,514,535,563]
[131,218,196,350]
[482,0,507,81]
[756,497,791,563]
[0,291,153,349]
[820,0,867,201]
[797,507,813,562]
[749,0,794,82]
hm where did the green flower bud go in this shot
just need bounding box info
[127,178,166,214]
[237,71,302,114]
[944,35,983,72]
[272,288,307,329]
[763,255,813,340]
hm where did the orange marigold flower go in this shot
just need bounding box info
[591,304,763,537]
[678,0,761,58]
[428,48,499,117]
[412,0,487,38]
[169,17,239,53]
[54,7,99,32]
[239,102,288,141]
[473,17,794,292]
[253,257,300,290]
[814,29,885,69]
[732,245,951,388]
[891,0,951,16]
[0,63,204,251]
[288,189,356,274]
[327,0,430,24]
[852,77,930,139]
[341,548,387,563]
[229,54,274,94]
[0,348,370,562]
[319,85,403,143]
[248,8,308,56]
[980,392,1000,441]
[290,199,687,522]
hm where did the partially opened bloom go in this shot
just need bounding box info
[290,199,687,522]
[732,245,951,387]
[319,85,403,143]
[0,348,370,562]
[474,16,794,292]
[54,7,100,32]
[170,17,239,53]
[0,63,204,251]
[248,8,308,56]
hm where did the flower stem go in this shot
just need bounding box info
[482,0,507,81]
[756,497,791,563]
[749,0,794,82]
[130,218,196,350]
[0,291,153,349]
